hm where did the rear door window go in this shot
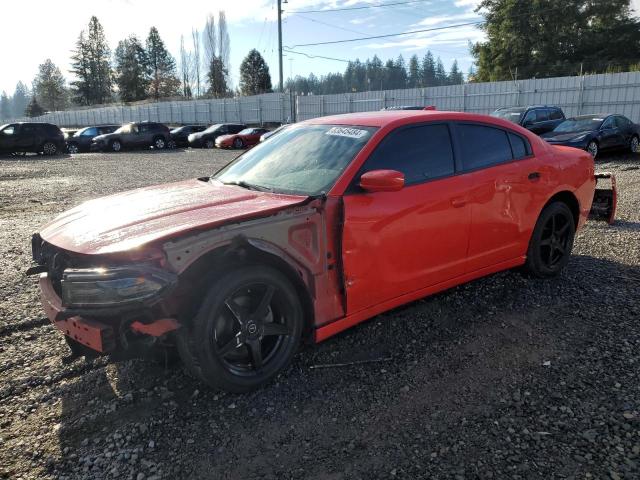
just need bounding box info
[456,124,513,170]
[535,109,550,122]
[362,123,455,185]
[82,127,98,137]
[549,109,564,120]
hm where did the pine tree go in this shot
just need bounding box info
[70,16,112,105]
[408,54,421,88]
[239,49,272,96]
[114,35,151,102]
[25,97,44,117]
[146,27,181,99]
[449,60,464,84]
[0,92,11,121]
[434,57,448,86]
[421,51,436,87]
[206,56,228,98]
[12,82,29,118]
[33,59,68,111]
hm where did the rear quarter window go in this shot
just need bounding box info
[508,132,531,159]
[457,124,513,170]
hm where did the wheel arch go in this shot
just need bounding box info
[172,239,316,340]
[541,190,580,230]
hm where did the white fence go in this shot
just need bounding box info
[12,71,640,127]
[296,71,640,123]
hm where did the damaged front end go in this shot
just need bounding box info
[589,172,617,224]
[28,234,180,360]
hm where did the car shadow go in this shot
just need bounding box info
[53,254,640,478]
[0,153,72,161]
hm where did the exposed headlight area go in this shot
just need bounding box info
[60,265,177,309]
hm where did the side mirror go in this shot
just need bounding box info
[359,170,405,193]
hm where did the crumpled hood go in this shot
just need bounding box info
[39,179,308,255]
[542,131,592,143]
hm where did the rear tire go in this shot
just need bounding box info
[153,136,166,150]
[42,141,58,156]
[205,139,215,149]
[524,202,575,278]
[177,265,303,392]
[630,135,639,154]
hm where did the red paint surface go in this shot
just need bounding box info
[130,318,179,337]
[216,131,264,148]
[39,179,307,255]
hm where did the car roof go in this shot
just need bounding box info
[302,110,528,129]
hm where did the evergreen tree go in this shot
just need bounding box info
[408,54,421,88]
[239,49,272,95]
[146,27,181,99]
[421,51,436,87]
[114,35,150,102]
[449,60,464,84]
[25,97,44,117]
[12,82,30,118]
[0,92,11,121]
[434,57,448,86]
[392,55,408,89]
[70,16,112,105]
[472,0,640,81]
[206,56,228,98]
[33,59,68,111]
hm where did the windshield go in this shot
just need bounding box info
[204,124,222,134]
[115,124,132,134]
[553,118,603,133]
[238,128,254,135]
[214,124,377,195]
[73,128,87,137]
[491,108,525,123]
[170,127,184,134]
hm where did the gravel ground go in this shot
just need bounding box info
[0,148,639,480]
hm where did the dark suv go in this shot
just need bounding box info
[0,122,65,155]
[491,106,565,135]
[91,122,171,152]
[66,125,119,153]
[188,123,246,148]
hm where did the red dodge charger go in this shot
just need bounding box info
[29,111,611,392]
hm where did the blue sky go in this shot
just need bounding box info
[1,0,638,96]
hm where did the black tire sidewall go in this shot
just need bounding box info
[525,202,575,278]
[184,265,303,392]
[234,138,243,149]
[110,140,121,152]
[631,135,639,154]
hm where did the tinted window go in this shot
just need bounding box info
[22,125,36,134]
[615,116,631,129]
[82,127,98,137]
[139,124,150,132]
[549,109,564,120]
[2,125,16,135]
[363,124,455,184]
[508,132,530,159]
[457,124,513,170]
[522,110,536,125]
[230,125,245,133]
[601,117,616,129]
[535,109,549,122]
[99,126,117,134]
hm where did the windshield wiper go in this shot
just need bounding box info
[222,180,273,192]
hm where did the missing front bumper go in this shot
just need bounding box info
[589,172,617,224]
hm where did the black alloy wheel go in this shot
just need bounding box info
[178,266,303,392]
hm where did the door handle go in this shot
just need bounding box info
[450,197,467,208]
[528,172,541,181]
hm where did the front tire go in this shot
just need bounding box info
[630,135,639,154]
[524,202,575,278]
[110,140,122,152]
[67,142,79,154]
[233,138,244,149]
[587,140,598,158]
[153,136,166,150]
[178,265,303,392]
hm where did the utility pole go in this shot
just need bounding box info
[277,0,284,92]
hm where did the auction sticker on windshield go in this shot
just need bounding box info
[326,127,369,139]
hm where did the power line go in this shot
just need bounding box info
[288,21,483,48]
[295,14,368,36]
[289,0,432,14]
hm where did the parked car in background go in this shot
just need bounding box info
[215,127,269,149]
[188,123,246,148]
[91,122,171,152]
[29,110,612,393]
[66,125,119,153]
[170,125,206,148]
[491,106,565,135]
[542,114,640,158]
[62,128,79,139]
[0,122,64,155]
